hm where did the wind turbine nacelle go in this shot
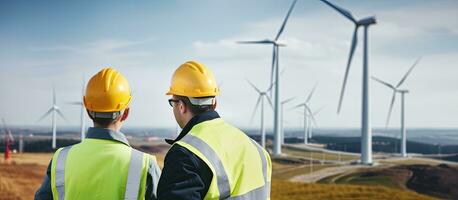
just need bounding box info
[397,89,409,93]
[358,16,377,26]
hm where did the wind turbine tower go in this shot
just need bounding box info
[320,0,377,164]
[238,0,298,155]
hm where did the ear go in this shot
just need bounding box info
[212,98,218,110]
[120,107,130,122]
[179,101,187,114]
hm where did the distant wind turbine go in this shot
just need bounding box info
[372,57,421,158]
[291,83,318,144]
[320,0,377,165]
[247,80,274,148]
[238,0,298,155]
[68,77,86,141]
[280,97,295,144]
[37,86,68,149]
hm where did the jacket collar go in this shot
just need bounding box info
[85,127,130,147]
[166,111,220,145]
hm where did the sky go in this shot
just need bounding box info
[0,0,457,129]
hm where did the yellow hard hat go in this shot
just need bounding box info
[166,61,220,97]
[84,68,132,112]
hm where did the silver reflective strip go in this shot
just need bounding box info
[228,182,271,200]
[181,134,231,199]
[55,146,73,200]
[124,149,145,200]
[250,139,268,183]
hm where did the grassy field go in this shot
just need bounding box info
[282,146,358,162]
[0,152,444,200]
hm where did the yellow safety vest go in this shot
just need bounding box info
[175,118,272,200]
[50,138,155,200]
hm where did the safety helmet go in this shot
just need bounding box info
[84,68,132,112]
[166,61,220,97]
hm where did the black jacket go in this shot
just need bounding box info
[157,111,219,200]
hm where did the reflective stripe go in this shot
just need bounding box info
[124,149,145,200]
[228,182,271,200]
[250,139,268,183]
[181,134,231,199]
[55,146,73,200]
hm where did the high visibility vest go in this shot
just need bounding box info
[50,138,154,200]
[175,118,272,200]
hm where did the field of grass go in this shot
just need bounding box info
[282,146,358,162]
[271,179,435,200]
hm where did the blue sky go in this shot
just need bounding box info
[1,0,457,129]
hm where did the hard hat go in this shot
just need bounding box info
[166,61,220,97]
[84,68,132,112]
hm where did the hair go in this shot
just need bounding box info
[175,95,215,115]
[87,110,121,127]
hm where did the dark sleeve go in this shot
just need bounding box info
[34,160,53,200]
[157,145,213,200]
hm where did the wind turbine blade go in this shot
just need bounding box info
[265,95,274,111]
[266,80,275,93]
[396,57,422,88]
[237,40,274,45]
[371,76,395,90]
[56,109,69,123]
[67,101,83,105]
[246,79,261,94]
[269,46,277,98]
[275,0,298,41]
[319,0,357,23]
[281,97,295,104]
[289,103,305,110]
[313,106,325,116]
[53,86,56,105]
[305,105,317,126]
[306,83,319,103]
[36,108,53,123]
[385,91,397,128]
[337,26,358,114]
[250,96,262,124]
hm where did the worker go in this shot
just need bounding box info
[35,68,161,200]
[158,61,272,199]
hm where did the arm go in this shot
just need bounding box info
[145,156,162,200]
[157,145,212,200]
[34,160,53,200]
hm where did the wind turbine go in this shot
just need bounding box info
[68,77,86,141]
[247,80,274,148]
[372,57,421,158]
[320,0,377,164]
[37,87,68,149]
[280,97,295,144]
[302,106,324,140]
[2,118,14,161]
[238,0,298,155]
[291,84,318,144]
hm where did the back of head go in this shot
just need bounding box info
[84,68,132,126]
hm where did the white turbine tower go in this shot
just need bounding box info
[37,87,68,149]
[68,77,86,141]
[238,0,298,155]
[247,80,274,148]
[320,0,377,165]
[372,57,421,158]
[280,97,295,144]
[291,84,318,144]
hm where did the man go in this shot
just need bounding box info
[158,61,272,199]
[35,68,161,200]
